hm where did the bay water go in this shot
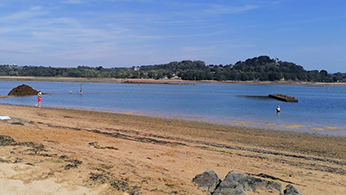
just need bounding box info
[1,81,345,136]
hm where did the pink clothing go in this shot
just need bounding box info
[38,93,42,102]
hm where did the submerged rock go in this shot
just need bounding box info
[8,84,38,96]
[192,171,220,194]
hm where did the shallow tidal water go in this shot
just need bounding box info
[1,81,346,136]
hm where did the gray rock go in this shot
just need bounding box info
[283,184,301,195]
[192,171,220,194]
[212,179,247,195]
[193,170,284,195]
[224,171,282,193]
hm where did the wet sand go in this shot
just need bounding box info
[0,104,346,194]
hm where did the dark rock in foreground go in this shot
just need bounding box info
[213,178,247,195]
[284,184,302,195]
[8,84,38,96]
[193,171,301,195]
[223,171,282,192]
[192,171,220,194]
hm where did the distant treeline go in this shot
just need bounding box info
[1,56,345,82]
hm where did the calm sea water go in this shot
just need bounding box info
[1,81,346,136]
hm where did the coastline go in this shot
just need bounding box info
[1,76,346,85]
[0,104,346,194]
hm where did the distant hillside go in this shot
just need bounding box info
[0,56,345,82]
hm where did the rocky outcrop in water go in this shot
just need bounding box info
[8,84,38,96]
[193,171,302,195]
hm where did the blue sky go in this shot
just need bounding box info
[0,0,345,72]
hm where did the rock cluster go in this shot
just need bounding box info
[7,84,39,96]
[193,171,302,195]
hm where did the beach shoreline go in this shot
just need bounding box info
[1,76,346,85]
[0,104,345,194]
[1,101,345,136]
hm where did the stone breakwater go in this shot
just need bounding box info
[193,171,301,195]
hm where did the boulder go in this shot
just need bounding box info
[193,170,286,195]
[283,184,302,195]
[212,179,247,195]
[223,171,282,192]
[8,84,38,96]
[192,171,220,194]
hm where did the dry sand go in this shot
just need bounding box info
[0,104,345,195]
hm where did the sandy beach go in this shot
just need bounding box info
[0,104,345,194]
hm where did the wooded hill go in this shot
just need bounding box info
[1,56,345,82]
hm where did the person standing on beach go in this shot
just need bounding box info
[36,91,42,107]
